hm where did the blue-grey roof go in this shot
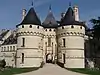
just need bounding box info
[42,7,58,28]
[2,34,17,45]
[17,7,41,27]
[0,30,9,41]
[60,7,85,27]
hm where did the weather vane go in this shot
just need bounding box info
[69,1,71,6]
[49,4,51,10]
[31,0,34,6]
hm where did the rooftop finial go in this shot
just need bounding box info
[49,4,51,11]
[69,2,71,7]
[31,0,34,6]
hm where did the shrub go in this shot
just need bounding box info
[0,59,6,68]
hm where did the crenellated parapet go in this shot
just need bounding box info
[44,34,56,38]
[57,25,85,38]
[17,31,44,37]
[57,32,85,38]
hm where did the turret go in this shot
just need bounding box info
[16,6,43,68]
[57,5,86,68]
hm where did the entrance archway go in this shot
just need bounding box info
[46,53,53,63]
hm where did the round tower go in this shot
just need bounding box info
[57,6,85,68]
[16,7,43,68]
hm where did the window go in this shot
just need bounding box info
[49,29,51,31]
[37,26,39,29]
[48,37,51,46]
[29,25,32,28]
[13,46,15,51]
[45,29,47,31]
[71,25,74,28]
[22,25,24,28]
[62,26,64,29]
[52,42,53,45]
[80,26,82,29]
[10,46,12,51]
[22,38,25,47]
[45,42,47,45]
[63,38,66,47]
[63,54,65,64]
[22,53,24,63]
[2,47,3,51]
[7,46,9,51]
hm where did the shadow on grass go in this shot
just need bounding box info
[66,68,100,75]
[0,67,39,75]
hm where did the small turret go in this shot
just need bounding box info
[16,5,43,68]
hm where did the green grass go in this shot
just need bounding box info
[66,68,100,75]
[0,67,39,75]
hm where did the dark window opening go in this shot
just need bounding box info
[62,26,64,29]
[63,38,66,47]
[22,38,25,47]
[22,25,24,28]
[37,26,39,29]
[45,29,47,31]
[22,53,24,63]
[71,25,74,28]
[63,54,65,64]
[29,25,32,28]
[45,42,47,45]
[10,46,12,51]
[49,29,51,31]
[80,26,82,29]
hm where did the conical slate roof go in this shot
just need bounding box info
[61,7,75,25]
[61,7,84,26]
[42,6,58,28]
[18,7,41,26]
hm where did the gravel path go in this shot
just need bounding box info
[15,64,87,75]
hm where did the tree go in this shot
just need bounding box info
[90,17,100,38]
[0,59,6,68]
[90,17,100,68]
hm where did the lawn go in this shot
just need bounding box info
[0,67,39,75]
[66,68,100,75]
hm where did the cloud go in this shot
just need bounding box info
[34,0,52,7]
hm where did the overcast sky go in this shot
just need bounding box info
[0,0,99,29]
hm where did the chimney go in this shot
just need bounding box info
[73,5,79,21]
[22,9,26,21]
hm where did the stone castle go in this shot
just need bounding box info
[0,4,87,68]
